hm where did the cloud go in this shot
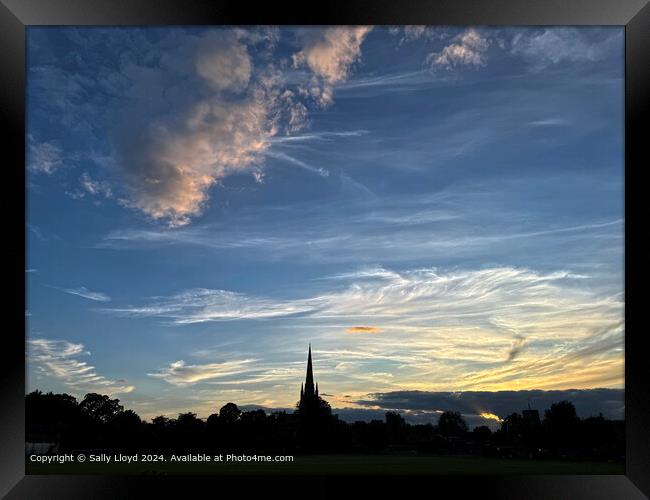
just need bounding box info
[400,26,434,43]
[117,93,276,227]
[111,30,312,227]
[293,27,372,106]
[388,25,449,46]
[270,129,368,144]
[107,288,316,323]
[233,387,623,429]
[28,139,65,174]
[346,326,382,334]
[60,286,111,302]
[510,28,622,70]
[265,150,330,177]
[103,265,623,392]
[506,336,526,361]
[195,31,252,92]
[105,265,622,335]
[148,359,256,386]
[355,388,625,421]
[79,172,113,198]
[68,172,113,200]
[427,29,490,70]
[28,338,134,395]
[27,224,46,241]
[529,118,568,127]
[26,28,314,227]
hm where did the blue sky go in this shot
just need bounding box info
[26,26,624,424]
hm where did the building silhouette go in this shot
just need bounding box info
[299,343,319,403]
[297,344,331,418]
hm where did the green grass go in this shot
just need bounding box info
[26,454,625,475]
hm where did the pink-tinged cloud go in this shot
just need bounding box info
[427,28,490,70]
[346,326,383,334]
[293,26,372,106]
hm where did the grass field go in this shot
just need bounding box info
[26,454,625,475]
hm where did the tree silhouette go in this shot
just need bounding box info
[544,400,579,428]
[472,425,492,442]
[543,400,580,450]
[219,403,242,425]
[437,411,468,437]
[24,390,625,461]
[385,411,407,444]
[79,393,124,424]
[151,415,171,429]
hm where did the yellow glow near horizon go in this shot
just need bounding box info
[479,412,502,422]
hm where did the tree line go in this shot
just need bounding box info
[26,391,624,461]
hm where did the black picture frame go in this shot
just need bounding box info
[3,0,648,497]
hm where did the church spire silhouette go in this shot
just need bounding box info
[297,344,332,420]
[304,343,315,398]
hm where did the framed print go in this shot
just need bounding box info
[2,0,649,497]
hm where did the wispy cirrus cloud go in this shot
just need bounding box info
[270,129,369,144]
[510,28,622,71]
[104,265,620,329]
[97,211,622,269]
[28,338,134,395]
[529,118,568,127]
[101,265,623,392]
[148,359,257,386]
[27,138,65,175]
[58,286,111,302]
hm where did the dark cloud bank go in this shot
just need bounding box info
[243,388,624,430]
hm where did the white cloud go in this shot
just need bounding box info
[61,286,111,302]
[98,209,622,268]
[389,25,448,45]
[510,28,622,70]
[401,25,432,42]
[108,288,317,323]
[104,266,622,345]
[293,26,372,106]
[147,358,305,388]
[28,139,64,174]
[148,359,257,386]
[265,150,330,177]
[529,118,568,127]
[98,266,622,404]
[427,28,490,70]
[28,338,134,395]
[69,172,113,200]
[80,172,112,198]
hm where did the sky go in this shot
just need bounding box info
[26,26,624,426]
